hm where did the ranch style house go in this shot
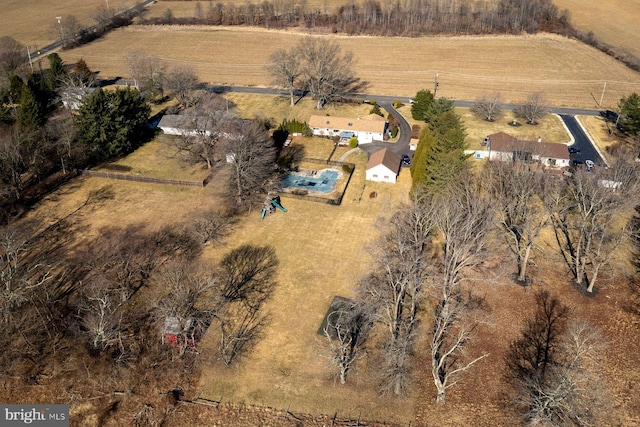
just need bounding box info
[479,131,570,167]
[309,114,388,144]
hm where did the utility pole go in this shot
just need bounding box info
[599,81,607,108]
[56,16,63,41]
[26,46,34,73]
[434,72,439,98]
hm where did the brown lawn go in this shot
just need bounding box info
[57,26,640,109]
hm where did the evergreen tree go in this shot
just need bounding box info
[17,74,52,131]
[619,92,640,136]
[410,89,434,121]
[46,53,66,91]
[411,110,469,193]
[424,98,454,125]
[77,87,150,162]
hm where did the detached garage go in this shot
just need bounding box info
[366,148,401,184]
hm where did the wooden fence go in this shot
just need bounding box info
[82,170,210,187]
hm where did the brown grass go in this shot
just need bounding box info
[57,26,640,109]
[0,0,132,47]
[554,0,640,61]
[95,136,211,181]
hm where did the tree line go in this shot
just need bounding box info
[149,0,571,37]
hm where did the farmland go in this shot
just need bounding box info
[553,0,640,61]
[58,26,640,109]
[0,0,132,48]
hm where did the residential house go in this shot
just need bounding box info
[61,87,96,110]
[309,114,388,144]
[486,132,570,167]
[157,115,214,136]
[366,148,401,183]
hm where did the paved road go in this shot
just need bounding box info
[121,82,605,165]
[559,114,606,167]
[210,86,603,117]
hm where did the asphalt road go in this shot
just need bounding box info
[559,114,606,167]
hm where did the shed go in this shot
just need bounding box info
[366,148,401,183]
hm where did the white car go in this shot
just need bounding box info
[585,160,595,171]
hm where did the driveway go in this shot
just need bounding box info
[558,114,606,167]
[358,100,412,159]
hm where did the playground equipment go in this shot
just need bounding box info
[260,194,287,221]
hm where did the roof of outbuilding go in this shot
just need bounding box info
[366,148,402,173]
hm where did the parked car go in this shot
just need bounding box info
[585,159,595,171]
[599,110,619,122]
[568,146,580,154]
[401,154,412,166]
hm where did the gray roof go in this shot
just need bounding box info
[157,115,213,133]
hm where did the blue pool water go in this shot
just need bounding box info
[282,169,339,193]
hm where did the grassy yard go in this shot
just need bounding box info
[196,141,416,423]
[58,27,640,109]
[94,136,211,181]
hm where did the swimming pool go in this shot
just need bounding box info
[281,169,340,193]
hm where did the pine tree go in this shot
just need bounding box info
[412,110,469,193]
[77,87,150,162]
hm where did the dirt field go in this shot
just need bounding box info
[553,0,640,61]
[56,26,640,109]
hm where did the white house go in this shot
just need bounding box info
[366,148,401,183]
[486,132,570,168]
[157,115,214,136]
[309,114,387,144]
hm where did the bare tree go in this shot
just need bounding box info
[155,263,216,357]
[266,48,301,107]
[472,93,502,122]
[515,92,548,125]
[78,282,123,353]
[50,15,80,48]
[190,209,236,245]
[505,291,606,426]
[322,300,371,384]
[297,37,366,109]
[428,177,492,404]
[217,301,268,366]
[213,245,278,365]
[358,200,435,395]
[484,159,550,283]
[547,156,640,292]
[165,65,201,108]
[93,6,115,31]
[125,52,165,98]
[221,121,277,208]
[0,36,26,83]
